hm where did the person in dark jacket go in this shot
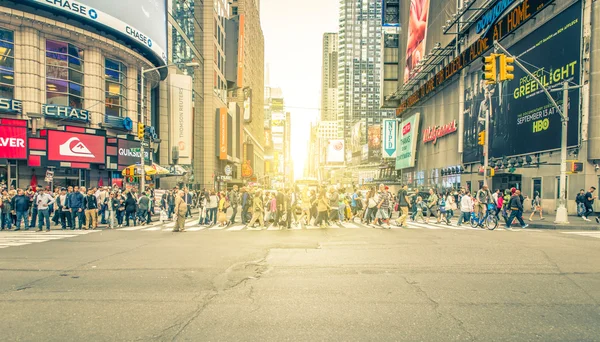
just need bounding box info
[83,189,98,229]
[505,190,529,229]
[67,186,85,229]
[124,192,137,227]
[11,189,30,231]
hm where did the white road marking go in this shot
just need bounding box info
[227,224,246,231]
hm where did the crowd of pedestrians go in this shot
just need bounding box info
[0,184,156,231]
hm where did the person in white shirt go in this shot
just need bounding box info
[36,188,56,231]
[457,191,474,226]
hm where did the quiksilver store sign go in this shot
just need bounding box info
[43,105,90,122]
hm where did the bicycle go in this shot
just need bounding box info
[470,203,498,230]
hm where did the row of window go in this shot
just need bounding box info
[0,28,131,118]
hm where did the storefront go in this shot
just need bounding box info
[392,0,594,213]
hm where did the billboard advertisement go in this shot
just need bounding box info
[0,125,27,159]
[326,139,345,163]
[169,74,193,164]
[463,2,582,163]
[396,112,420,170]
[47,130,105,164]
[404,0,430,82]
[350,121,366,153]
[368,124,382,162]
[25,0,167,68]
[117,139,149,166]
[382,119,398,158]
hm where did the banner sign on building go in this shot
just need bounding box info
[219,107,228,160]
[396,112,420,170]
[0,125,27,159]
[117,139,149,166]
[382,119,398,158]
[237,14,245,88]
[47,130,105,164]
[43,105,90,122]
[422,120,457,144]
[463,2,582,163]
[397,0,556,115]
[404,0,430,82]
[326,139,345,163]
[351,121,366,154]
[0,98,22,114]
[169,74,193,165]
[27,0,167,67]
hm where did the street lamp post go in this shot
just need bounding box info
[139,62,199,193]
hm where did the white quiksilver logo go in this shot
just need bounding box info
[59,137,95,158]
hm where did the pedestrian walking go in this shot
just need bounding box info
[107,192,118,229]
[137,191,150,225]
[582,187,596,222]
[576,189,586,217]
[505,190,529,229]
[394,185,411,227]
[124,192,137,227]
[457,191,473,226]
[67,186,85,230]
[228,186,240,226]
[413,197,427,223]
[375,184,391,228]
[529,191,544,221]
[425,188,439,224]
[445,191,456,224]
[1,190,12,230]
[313,190,331,228]
[246,191,265,229]
[173,190,187,232]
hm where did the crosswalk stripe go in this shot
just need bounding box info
[0,230,96,249]
[266,224,280,230]
[407,222,444,230]
[227,224,246,231]
[186,226,208,231]
[209,225,227,230]
[343,223,360,229]
[118,226,145,231]
[142,227,162,231]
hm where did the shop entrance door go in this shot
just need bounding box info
[493,174,522,192]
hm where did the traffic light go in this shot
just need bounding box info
[499,54,515,82]
[478,130,486,146]
[137,123,145,140]
[486,167,495,177]
[568,161,584,173]
[481,54,497,84]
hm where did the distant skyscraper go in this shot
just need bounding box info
[338,0,393,144]
[321,33,338,124]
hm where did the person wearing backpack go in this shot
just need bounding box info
[529,191,544,221]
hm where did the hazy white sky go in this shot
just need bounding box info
[260,0,339,180]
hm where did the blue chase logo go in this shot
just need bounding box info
[88,9,98,20]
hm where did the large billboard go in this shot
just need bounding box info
[117,139,149,166]
[404,0,430,82]
[326,139,345,163]
[350,121,366,153]
[368,125,382,162]
[25,0,167,69]
[47,130,105,164]
[0,125,27,160]
[169,74,193,164]
[463,2,582,163]
[396,113,420,170]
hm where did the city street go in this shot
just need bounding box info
[1,225,599,341]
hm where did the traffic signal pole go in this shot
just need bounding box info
[493,41,582,224]
[484,88,491,187]
[140,66,146,194]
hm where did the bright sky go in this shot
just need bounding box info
[260,0,339,180]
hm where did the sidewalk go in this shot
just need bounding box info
[520,215,600,230]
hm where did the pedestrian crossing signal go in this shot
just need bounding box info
[499,54,515,82]
[568,161,583,173]
[486,168,495,177]
[478,130,485,146]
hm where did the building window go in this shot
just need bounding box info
[232,7,238,16]
[105,58,127,117]
[46,39,84,108]
[0,29,14,98]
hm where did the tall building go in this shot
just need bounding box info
[321,33,338,125]
[228,0,265,181]
[338,0,393,149]
[201,0,231,189]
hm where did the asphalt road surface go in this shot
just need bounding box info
[0,225,599,341]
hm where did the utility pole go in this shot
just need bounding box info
[493,41,581,225]
[140,66,146,194]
